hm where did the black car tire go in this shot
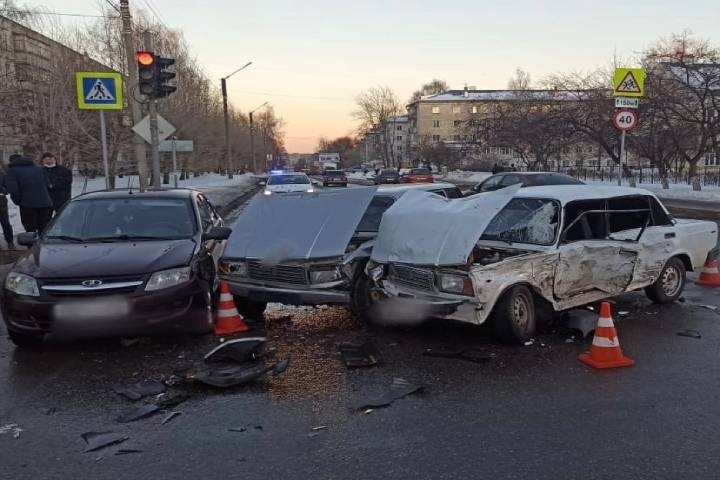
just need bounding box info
[352,271,383,325]
[645,257,686,304]
[233,297,267,320]
[8,330,44,348]
[492,285,537,344]
[189,280,217,333]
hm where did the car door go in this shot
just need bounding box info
[195,194,223,283]
[553,199,640,305]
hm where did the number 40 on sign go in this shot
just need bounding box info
[613,109,638,132]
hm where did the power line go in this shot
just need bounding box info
[103,0,122,14]
[145,0,169,26]
[228,89,351,101]
[140,0,168,30]
[0,9,116,18]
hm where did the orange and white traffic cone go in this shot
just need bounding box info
[214,281,250,335]
[579,302,634,369]
[695,259,720,287]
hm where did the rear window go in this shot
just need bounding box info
[356,196,395,232]
[382,169,398,175]
[525,174,584,186]
[410,168,430,175]
[267,175,310,185]
[324,170,345,176]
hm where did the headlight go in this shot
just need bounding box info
[437,273,474,296]
[145,267,192,291]
[219,260,247,277]
[310,268,341,284]
[5,272,39,297]
[263,189,272,195]
[307,187,315,193]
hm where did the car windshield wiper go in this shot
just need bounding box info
[85,235,177,242]
[45,235,85,243]
[480,234,514,245]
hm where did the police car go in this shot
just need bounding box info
[261,171,315,195]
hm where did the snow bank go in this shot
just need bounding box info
[584,179,720,203]
[439,171,492,184]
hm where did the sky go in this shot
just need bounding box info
[22,0,720,152]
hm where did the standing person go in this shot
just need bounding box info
[41,153,72,213]
[5,154,53,233]
[0,166,15,249]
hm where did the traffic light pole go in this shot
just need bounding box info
[144,31,162,188]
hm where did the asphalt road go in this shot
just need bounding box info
[2,184,720,479]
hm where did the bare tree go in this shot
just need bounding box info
[409,79,449,103]
[353,86,402,167]
[507,68,532,90]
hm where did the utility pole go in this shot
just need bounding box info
[143,30,161,188]
[220,62,252,179]
[120,0,148,190]
[249,111,255,174]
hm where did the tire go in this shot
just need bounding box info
[351,271,382,325]
[645,257,686,304]
[189,280,217,333]
[233,296,267,320]
[8,330,44,348]
[491,285,537,344]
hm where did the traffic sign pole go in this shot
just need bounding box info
[144,31,162,188]
[618,130,626,186]
[171,137,178,188]
[99,110,110,190]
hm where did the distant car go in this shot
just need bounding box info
[346,166,364,174]
[322,169,348,187]
[466,172,583,196]
[262,173,314,195]
[374,169,401,185]
[401,167,434,184]
[1,189,232,347]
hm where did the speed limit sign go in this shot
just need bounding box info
[613,109,638,132]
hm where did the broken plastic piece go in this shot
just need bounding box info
[354,378,422,410]
[161,412,181,425]
[116,404,161,423]
[82,431,129,453]
[676,329,702,339]
[155,392,190,408]
[113,380,166,401]
[115,448,142,455]
[190,362,272,388]
[228,427,247,433]
[422,347,492,364]
[338,337,381,368]
[311,425,327,431]
[204,337,267,363]
[272,358,290,375]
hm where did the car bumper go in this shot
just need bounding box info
[223,279,351,306]
[380,280,484,324]
[1,280,205,338]
[323,181,348,186]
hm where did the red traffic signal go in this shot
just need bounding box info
[136,51,154,66]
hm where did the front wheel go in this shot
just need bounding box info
[645,257,686,304]
[491,285,536,344]
[233,296,267,320]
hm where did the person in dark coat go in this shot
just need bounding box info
[0,168,15,249]
[5,154,54,233]
[41,152,73,212]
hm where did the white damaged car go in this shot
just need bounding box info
[362,185,718,343]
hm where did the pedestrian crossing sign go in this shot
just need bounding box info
[613,68,646,98]
[75,71,123,109]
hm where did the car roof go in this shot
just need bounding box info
[271,172,307,176]
[515,185,658,204]
[375,182,457,197]
[73,188,197,201]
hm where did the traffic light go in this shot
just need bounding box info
[135,51,176,98]
[155,56,176,98]
[136,50,156,96]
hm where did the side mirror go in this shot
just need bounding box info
[258,181,266,186]
[17,232,38,247]
[202,226,232,242]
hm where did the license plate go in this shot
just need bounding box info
[53,297,130,322]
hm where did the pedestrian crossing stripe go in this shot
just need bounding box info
[615,71,641,94]
[85,79,115,101]
[75,71,123,110]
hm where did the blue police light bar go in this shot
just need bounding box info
[269,170,284,175]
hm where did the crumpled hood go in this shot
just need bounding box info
[12,240,196,278]
[371,184,520,266]
[225,187,378,261]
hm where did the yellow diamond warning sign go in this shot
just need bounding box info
[613,68,646,98]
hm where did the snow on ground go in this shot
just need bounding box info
[583,179,720,203]
[438,171,492,184]
[4,173,256,247]
[347,172,375,180]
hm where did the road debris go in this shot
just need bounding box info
[676,329,702,339]
[115,448,143,455]
[81,431,129,453]
[272,358,290,375]
[228,427,247,433]
[113,380,166,401]
[0,424,23,439]
[618,311,630,317]
[189,360,285,388]
[523,339,535,346]
[311,425,327,431]
[116,404,162,423]
[338,337,381,367]
[354,378,422,410]
[203,337,267,363]
[422,347,493,364]
[161,412,182,425]
[363,409,374,415]
[155,392,190,408]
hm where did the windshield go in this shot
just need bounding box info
[525,174,584,186]
[480,198,559,245]
[356,195,396,232]
[410,168,431,175]
[382,169,398,175]
[45,197,196,241]
[267,175,310,185]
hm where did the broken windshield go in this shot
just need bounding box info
[480,198,559,246]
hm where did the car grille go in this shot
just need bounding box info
[247,261,308,285]
[389,264,435,291]
[40,276,145,297]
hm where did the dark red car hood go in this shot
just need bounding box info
[12,240,197,279]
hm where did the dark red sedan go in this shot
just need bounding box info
[401,167,434,183]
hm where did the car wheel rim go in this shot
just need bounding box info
[661,266,682,297]
[512,293,530,331]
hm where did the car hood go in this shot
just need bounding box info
[225,187,377,261]
[12,239,196,278]
[371,184,520,266]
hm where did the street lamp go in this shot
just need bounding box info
[249,101,268,174]
[221,61,252,179]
